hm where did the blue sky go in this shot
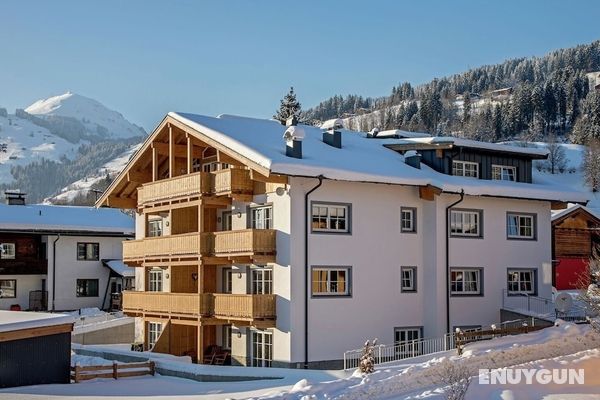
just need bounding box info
[2,0,600,131]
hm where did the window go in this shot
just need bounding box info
[311,203,350,233]
[394,327,422,357]
[311,267,351,296]
[450,210,482,237]
[401,267,416,292]
[507,269,535,294]
[507,213,536,239]
[222,325,232,350]
[221,211,232,231]
[251,206,273,229]
[452,160,479,178]
[77,243,99,261]
[76,279,99,297]
[251,330,273,367]
[202,162,229,172]
[0,279,16,298]
[148,322,162,350]
[148,268,163,292]
[401,207,416,233]
[222,268,233,294]
[450,268,482,295]
[0,243,15,259]
[492,165,516,181]
[251,267,273,295]
[147,218,163,237]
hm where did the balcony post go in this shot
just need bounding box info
[169,123,174,178]
[152,147,158,182]
[186,134,192,175]
[197,324,204,364]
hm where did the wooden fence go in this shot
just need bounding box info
[70,361,155,383]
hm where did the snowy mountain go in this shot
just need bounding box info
[25,92,145,140]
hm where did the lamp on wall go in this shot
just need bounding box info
[237,212,242,218]
[237,331,242,338]
[192,273,198,281]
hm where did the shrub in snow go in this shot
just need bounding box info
[577,246,600,331]
[359,339,377,374]
[437,360,471,400]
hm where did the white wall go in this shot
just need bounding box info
[0,274,46,310]
[47,235,127,311]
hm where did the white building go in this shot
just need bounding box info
[0,194,134,312]
[98,112,586,369]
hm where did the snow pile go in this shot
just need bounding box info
[255,322,600,399]
[26,92,145,139]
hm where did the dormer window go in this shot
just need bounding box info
[492,165,516,182]
[452,160,479,178]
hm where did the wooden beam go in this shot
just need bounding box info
[152,147,158,182]
[187,135,193,174]
[419,185,442,201]
[127,170,152,183]
[107,196,137,209]
[0,323,73,343]
[151,142,200,158]
[250,170,288,184]
[551,201,569,210]
[169,124,174,178]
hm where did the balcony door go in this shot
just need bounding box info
[250,267,272,295]
[251,330,272,367]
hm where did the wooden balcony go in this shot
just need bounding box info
[122,291,276,327]
[123,233,201,263]
[122,291,212,317]
[136,168,253,207]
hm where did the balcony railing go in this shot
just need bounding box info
[136,168,253,206]
[122,291,276,323]
[123,233,201,261]
[213,294,276,320]
[202,229,276,256]
[122,291,212,316]
[138,172,210,205]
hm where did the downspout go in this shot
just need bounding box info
[445,190,464,334]
[304,175,323,369]
[52,234,61,312]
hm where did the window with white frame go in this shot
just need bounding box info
[147,218,163,237]
[202,162,230,172]
[492,165,516,181]
[251,267,272,295]
[450,210,481,237]
[222,325,232,350]
[507,269,535,294]
[147,322,162,349]
[507,213,535,239]
[0,243,15,259]
[311,203,350,233]
[251,206,273,229]
[0,279,16,298]
[311,267,351,296]
[450,268,482,295]
[394,327,422,356]
[401,267,416,292]
[401,207,416,233]
[148,268,163,292]
[452,160,479,178]
[251,329,272,367]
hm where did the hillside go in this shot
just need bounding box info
[0,92,145,203]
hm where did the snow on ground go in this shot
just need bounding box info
[2,322,598,400]
[0,113,80,183]
[44,142,141,204]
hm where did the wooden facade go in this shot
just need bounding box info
[552,206,600,289]
[0,233,47,275]
[98,115,283,363]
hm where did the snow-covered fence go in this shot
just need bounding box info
[501,290,587,321]
[343,334,455,370]
[71,361,155,383]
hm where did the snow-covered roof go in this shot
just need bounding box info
[0,310,74,333]
[102,259,135,277]
[377,129,431,139]
[551,203,600,222]
[168,112,587,204]
[0,204,134,234]
[388,136,549,157]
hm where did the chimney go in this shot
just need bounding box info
[283,124,305,159]
[367,128,379,138]
[404,150,421,169]
[5,190,26,205]
[286,115,299,127]
[320,118,343,149]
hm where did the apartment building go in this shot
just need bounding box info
[98,112,586,369]
[0,192,134,311]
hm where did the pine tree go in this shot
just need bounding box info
[273,87,302,124]
[583,139,600,192]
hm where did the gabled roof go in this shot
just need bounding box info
[0,203,134,235]
[551,203,600,226]
[98,112,588,205]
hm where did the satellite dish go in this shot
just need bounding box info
[555,293,573,313]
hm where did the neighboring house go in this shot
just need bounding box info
[551,204,600,290]
[0,310,74,388]
[97,112,586,369]
[0,192,134,311]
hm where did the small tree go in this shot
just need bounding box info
[437,360,472,400]
[577,246,600,332]
[583,139,600,192]
[273,87,302,124]
[544,133,567,174]
[359,339,377,374]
